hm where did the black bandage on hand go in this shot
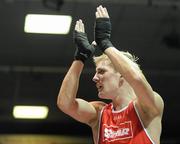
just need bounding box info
[74,31,95,63]
[95,18,114,52]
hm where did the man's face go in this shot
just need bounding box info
[93,61,121,99]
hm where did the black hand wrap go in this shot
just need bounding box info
[95,18,114,52]
[74,31,95,63]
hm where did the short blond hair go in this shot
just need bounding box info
[93,51,140,71]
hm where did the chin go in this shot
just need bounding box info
[98,93,102,98]
[98,93,104,99]
[98,92,109,99]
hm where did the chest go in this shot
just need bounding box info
[101,107,136,140]
[101,105,137,126]
[98,104,152,143]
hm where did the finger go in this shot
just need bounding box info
[79,19,85,33]
[78,20,81,32]
[91,41,97,46]
[81,22,85,33]
[77,20,82,32]
[97,7,103,18]
[96,12,100,18]
[75,20,79,31]
[104,7,109,18]
[99,5,105,17]
[79,19,83,32]
[99,6,109,18]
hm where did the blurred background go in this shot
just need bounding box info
[0,0,180,143]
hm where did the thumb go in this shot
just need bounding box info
[91,41,97,46]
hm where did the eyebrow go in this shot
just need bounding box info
[96,67,107,72]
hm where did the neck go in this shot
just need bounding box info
[112,87,136,111]
[112,96,131,111]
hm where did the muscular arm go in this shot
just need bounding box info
[57,19,98,126]
[57,61,83,110]
[95,5,164,118]
[57,61,97,125]
[105,48,164,117]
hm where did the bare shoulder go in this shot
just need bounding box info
[88,101,106,128]
[135,91,164,119]
[135,92,164,143]
[90,101,107,110]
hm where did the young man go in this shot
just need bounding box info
[57,5,164,144]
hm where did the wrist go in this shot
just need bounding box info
[74,51,86,64]
[98,39,114,52]
[73,59,85,65]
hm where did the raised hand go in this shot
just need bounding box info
[74,19,95,63]
[95,5,109,18]
[95,5,114,52]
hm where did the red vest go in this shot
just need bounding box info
[97,102,154,144]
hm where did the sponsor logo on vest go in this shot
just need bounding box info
[103,121,133,142]
[104,127,129,138]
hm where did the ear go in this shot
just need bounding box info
[119,75,124,87]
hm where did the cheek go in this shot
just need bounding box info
[105,79,119,90]
[103,73,120,89]
[111,81,119,89]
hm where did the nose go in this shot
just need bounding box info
[92,73,99,83]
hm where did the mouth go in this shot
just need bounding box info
[97,84,103,92]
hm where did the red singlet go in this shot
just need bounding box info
[97,101,155,144]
